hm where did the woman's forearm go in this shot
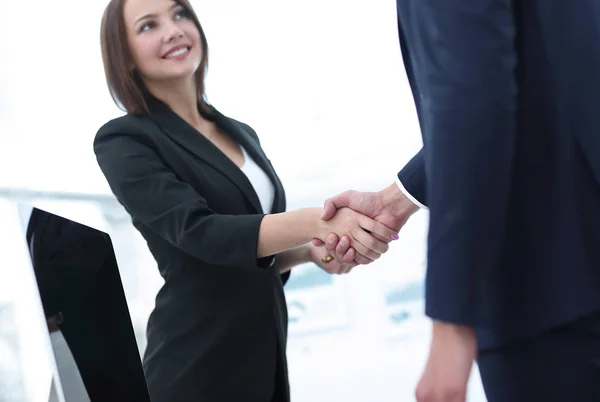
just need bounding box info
[277,245,312,273]
[257,208,322,258]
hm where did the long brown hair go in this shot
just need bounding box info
[100,0,210,115]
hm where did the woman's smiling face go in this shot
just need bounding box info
[123,0,203,85]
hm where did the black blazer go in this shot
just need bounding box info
[26,208,150,401]
[395,0,600,349]
[94,97,290,402]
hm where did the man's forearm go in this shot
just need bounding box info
[380,182,420,218]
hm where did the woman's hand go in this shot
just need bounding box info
[308,244,356,274]
[315,207,397,262]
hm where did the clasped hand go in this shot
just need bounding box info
[314,207,397,265]
[313,185,419,267]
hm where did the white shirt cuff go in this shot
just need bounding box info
[395,176,428,210]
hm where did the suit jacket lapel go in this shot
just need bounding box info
[147,99,264,213]
[213,111,286,214]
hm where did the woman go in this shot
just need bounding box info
[96,0,397,401]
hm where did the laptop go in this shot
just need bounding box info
[14,202,152,402]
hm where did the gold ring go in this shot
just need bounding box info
[321,255,334,263]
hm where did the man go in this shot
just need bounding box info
[316,1,600,401]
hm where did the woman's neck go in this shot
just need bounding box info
[146,78,203,127]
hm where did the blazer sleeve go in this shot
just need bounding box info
[397,148,427,207]
[400,0,518,326]
[94,121,274,269]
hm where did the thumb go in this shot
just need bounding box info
[312,238,325,247]
[321,191,353,220]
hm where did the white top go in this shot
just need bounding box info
[239,147,275,214]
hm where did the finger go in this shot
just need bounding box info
[339,261,356,274]
[354,253,373,265]
[335,235,351,256]
[321,255,334,265]
[343,263,357,274]
[369,231,390,243]
[358,215,399,242]
[361,226,390,244]
[361,227,387,242]
[335,236,352,263]
[414,383,431,402]
[325,233,340,253]
[353,228,389,255]
[322,201,338,221]
[341,246,355,264]
[321,191,355,220]
[312,238,325,247]
[345,229,381,260]
[321,200,337,221]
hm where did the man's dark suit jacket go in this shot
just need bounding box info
[395,0,600,349]
[94,97,290,402]
[26,207,150,401]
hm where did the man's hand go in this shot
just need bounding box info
[415,322,477,402]
[313,183,420,264]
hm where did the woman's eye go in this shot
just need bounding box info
[174,9,188,20]
[139,21,155,33]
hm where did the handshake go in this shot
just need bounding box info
[309,183,420,274]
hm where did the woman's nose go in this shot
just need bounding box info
[164,23,184,42]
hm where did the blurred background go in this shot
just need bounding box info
[0,0,486,400]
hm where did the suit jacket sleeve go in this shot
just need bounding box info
[396,10,428,209]
[397,148,427,207]
[400,0,518,325]
[94,122,273,269]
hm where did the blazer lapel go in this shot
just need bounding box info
[147,98,263,213]
[213,111,286,214]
